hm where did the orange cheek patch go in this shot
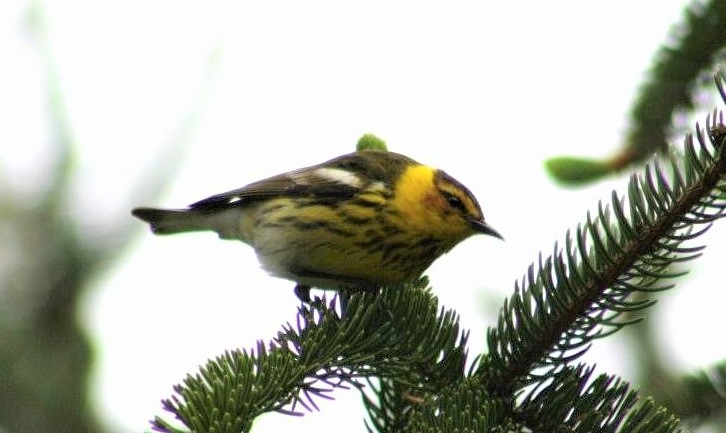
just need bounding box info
[423,192,446,213]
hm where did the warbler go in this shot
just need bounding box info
[132,150,501,300]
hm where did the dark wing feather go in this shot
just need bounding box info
[189,150,418,211]
[190,173,306,210]
[190,164,357,210]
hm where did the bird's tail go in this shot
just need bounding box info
[132,207,210,235]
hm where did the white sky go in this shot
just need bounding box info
[2,1,723,432]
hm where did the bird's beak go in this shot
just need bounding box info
[470,219,504,240]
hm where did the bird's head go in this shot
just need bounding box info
[390,164,502,244]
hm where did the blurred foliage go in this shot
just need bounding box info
[0,3,215,432]
[546,0,726,185]
[0,4,107,431]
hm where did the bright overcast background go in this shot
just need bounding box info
[3,1,724,432]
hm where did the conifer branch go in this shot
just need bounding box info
[481,75,726,399]
[406,377,505,432]
[151,284,469,433]
[517,364,681,432]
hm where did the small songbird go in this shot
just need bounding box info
[132,149,501,301]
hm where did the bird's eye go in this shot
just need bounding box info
[444,192,466,212]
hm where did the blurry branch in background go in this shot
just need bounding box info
[545,0,726,185]
[544,0,726,431]
[151,103,726,432]
[0,3,219,432]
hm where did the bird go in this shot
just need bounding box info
[132,149,502,303]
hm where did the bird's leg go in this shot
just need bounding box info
[339,289,351,317]
[293,284,312,303]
